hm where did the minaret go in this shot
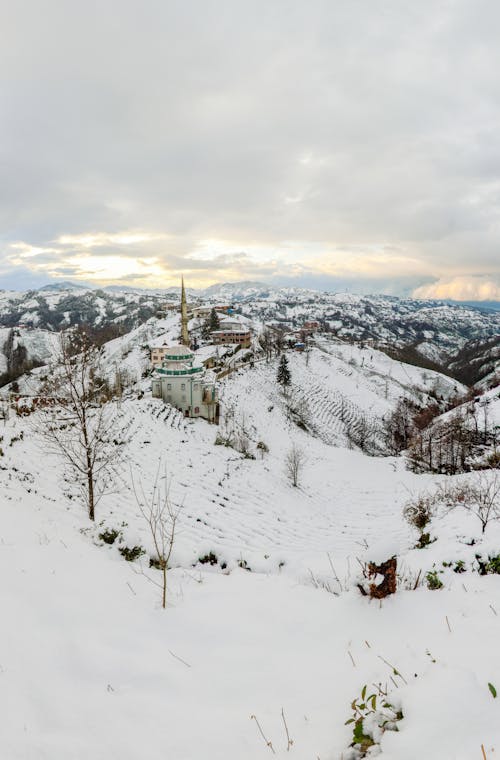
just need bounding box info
[180,276,190,346]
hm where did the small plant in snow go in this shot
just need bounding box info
[345,685,403,758]
[198,551,218,566]
[256,440,269,458]
[442,559,467,573]
[414,531,436,549]
[475,553,500,575]
[403,492,436,548]
[426,569,444,590]
[98,527,122,545]
[119,544,146,562]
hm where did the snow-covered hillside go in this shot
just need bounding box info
[1,284,499,387]
[1,342,499,759]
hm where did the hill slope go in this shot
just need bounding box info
[1,345,499,758]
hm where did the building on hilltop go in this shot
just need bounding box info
[210,316,252,348]
[151,345,219,423]
[302,320,320,334]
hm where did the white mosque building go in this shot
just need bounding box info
[151,345,219,424]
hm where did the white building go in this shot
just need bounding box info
[151,345,219,423]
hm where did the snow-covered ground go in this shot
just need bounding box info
[0,345,499,759]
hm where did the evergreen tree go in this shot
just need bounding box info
[277,354,291,389]
[202,308,221,339]
[209,308,220,331]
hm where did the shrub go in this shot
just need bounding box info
[198,552,218,565]
[426,570,443,590]
[214,433,234,447]
[487,555,500,574]
[415,532,435,549]
[119,545,145,562]
[345,685,403,758]
[98,528,121,545]
[443,559,466,573]
[487,451,500,469]
[403,493,435,533]
[476,553,500,575]
[256,440,269,455]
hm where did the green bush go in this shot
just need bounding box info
[98,528,121,545]
[198,552,218,565]
[119,545,145,562]
[415,532,435,549]
[426,570,443,590]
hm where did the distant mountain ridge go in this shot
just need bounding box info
[0,283,498,387]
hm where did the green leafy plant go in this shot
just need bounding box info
[198,552,218,565]
[345,686,377,754]
[442,559,466,573]
[119,545,145,562]
[345,685,403,757]
[475,553,500,575]
[426,570,444,590]
[415,532,436,549]
[486,555,500,574]
[98,527,121,545]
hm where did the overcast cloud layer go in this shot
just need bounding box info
[1,0,500,298]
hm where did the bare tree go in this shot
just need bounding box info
[133,465,181,609]
[382,397,416,455]
[285,443,306,487]
[34,330,125,521]
[439,471,500,534]
[258,329,274,363]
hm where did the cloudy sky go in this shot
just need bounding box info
[1,0,500,298]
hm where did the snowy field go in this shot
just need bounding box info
[0,346,499,759]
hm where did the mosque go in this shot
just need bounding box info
[151,278,220,423]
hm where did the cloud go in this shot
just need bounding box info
[2,1,500,294]
[55,232,167,248]
[413,276,500,301]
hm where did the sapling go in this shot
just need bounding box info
[285,442,306,487]
[132,463,182,609]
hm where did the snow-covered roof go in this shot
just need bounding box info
[163,345,194,358]
[218,316,248,327]
[151,342,194,358]
[150,333,172,349]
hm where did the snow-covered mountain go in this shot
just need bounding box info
[1,283,498,388]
